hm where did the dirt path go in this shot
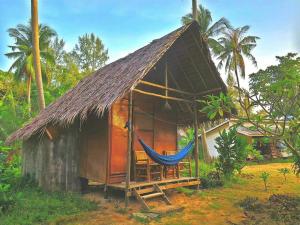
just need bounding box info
[55,163,300,225]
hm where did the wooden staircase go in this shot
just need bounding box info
[133,184,172,210]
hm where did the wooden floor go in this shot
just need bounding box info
[107,177,200,194]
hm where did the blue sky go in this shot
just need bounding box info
[0,0,299,86]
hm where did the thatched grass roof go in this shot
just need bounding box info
[6,22,226,144]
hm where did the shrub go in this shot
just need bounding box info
[260,171,270,191]
[215,127,249,176]
[239,196,262,211]
[278,168,290,181]
[200,171,224,188]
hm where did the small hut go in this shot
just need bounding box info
[7,22,226,208]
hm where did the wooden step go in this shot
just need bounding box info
[135,187,155,195]
[142,192,164,199]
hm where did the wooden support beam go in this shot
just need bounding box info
[125,91,133,207]
[45,128,53,141]
[133,88,193,104]
[139,80,195,96]
[194,103,199,182]
[195,87,222,97]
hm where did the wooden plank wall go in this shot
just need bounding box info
[80,113,108,183]
[22,124,81,192]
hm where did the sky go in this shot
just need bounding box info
[0,0,299,87]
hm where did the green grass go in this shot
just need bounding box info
[183,160,216,178]
[0,187,98,225]
[176,187,196,196]
[246,157,294,166]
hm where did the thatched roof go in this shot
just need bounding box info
[6,21,226,144]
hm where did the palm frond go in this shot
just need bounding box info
[207,17,231,37]
[240,36,259,46]
[237,54,246,78]
[5,52,24,59]
[244,52,258,67]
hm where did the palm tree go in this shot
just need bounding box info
[215,26,259,89]
[5,21,56,113]
[182,4,230,53]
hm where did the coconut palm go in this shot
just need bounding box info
[215,26,259,88]
[5,21,56,112]
[182,4,230,53]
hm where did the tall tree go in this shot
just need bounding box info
[215,26,259,89]
[182,4,230,54]
[31,0,45,110]
[71,33,108,72]
[5,22,56,112]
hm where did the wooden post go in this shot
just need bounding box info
[194,103,199,180]
[192,0,198,20]
[125,91,133,207]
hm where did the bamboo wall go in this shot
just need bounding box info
[22,124,81,192]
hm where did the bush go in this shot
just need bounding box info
[215,127,249,176]
[200,171,224,188]
[239,196,262,211]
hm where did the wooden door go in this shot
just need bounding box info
[109,99,128,183]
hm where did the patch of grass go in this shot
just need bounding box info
[0,187,98,225]
[191,209,206,215]
[209,202,222,210]
[246,157,293,166]
[188,160,216,177]
[176,187,195,196]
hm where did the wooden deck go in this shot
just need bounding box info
[107,177,200,196]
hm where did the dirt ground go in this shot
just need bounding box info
[55,163,300,225]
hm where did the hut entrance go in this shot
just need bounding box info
[80,113,108,183]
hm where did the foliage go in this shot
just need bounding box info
[214,127,249,176]
[249,53,300,174]
[246,144,264,161]
[278,168,290,181]
[71,33,109,73]
[181,4,230,54]
[0,141,21,193]
[240,195,300,225]
[260,171,270,191]
[0,186,97,225]
[239,196,262,211]
[200,171,224,188]
[179,127,204,160]
[214,25,259,82]
[202,53,300,175]
[0,70,31,141]
[5,21,56,113]
[201,92,234,119]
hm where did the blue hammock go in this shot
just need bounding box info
[138,138,194,166]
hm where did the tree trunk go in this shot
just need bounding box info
[26,75,32,114]
[192,0,197,20]
[31,0,45,110]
